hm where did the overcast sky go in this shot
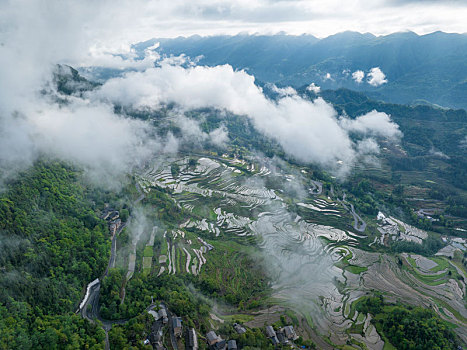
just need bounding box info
[0,0,467,53]
[139,0,467,38]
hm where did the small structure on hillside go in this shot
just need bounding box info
[233,323,246,334]
[227,339,237,350]
[148,310,158,320]
[265,325,279,346]
[265,325,276,338]
[109,219,121,236]
[276,330,288,344]
[172,317,183,337]
[109,211,120,220]
[159,308,168,324]
[100,207,113,220]
[206,331,220,346]
[149,325,164,350]
[206,331,222,346]
[282,325,298,340]
[213,340,226,350]
[186,328,198,350]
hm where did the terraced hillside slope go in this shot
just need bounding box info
[85,153,466,349]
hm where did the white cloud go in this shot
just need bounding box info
[352,70,365,83]
[92,65,354,169]
[268,84,297,97]
[83,44,160,70]
[306,83,321,93]
[429,147,449,159]
[324,72,332,81]
[0,0,163,186]
[209,126,229,147]
[339,110,402,139]
[356,138,381,167]
[163,132,180,154]
[171,114,229,148]
[92,64,401,176]
[367,67,388,86]
[0,98,161,188]
[356,138,380,155]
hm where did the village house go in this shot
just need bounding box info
[212,339,226,350]
[282,325,298,340]
[265,325,276,338]
[206,331,220,346]
[227,339,237,350]
[109,210,120,221]
[159,308,168,324]
[148,324,165,350]
[233,323,246,334]
[172,317,183,337]
[276,330,288,344]
[148,310,158,320]
[265,325,279,346]
[186,328,198,350]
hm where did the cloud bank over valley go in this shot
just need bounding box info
[0,0,403,186]
[92,63,401,175]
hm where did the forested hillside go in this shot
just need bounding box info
[0,161,110,349]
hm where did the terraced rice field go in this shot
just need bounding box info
[142,227,156,275]
[131,155,467,347]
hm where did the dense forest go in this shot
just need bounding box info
[0,161,110,349]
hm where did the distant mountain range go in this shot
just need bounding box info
[134,31,467,110]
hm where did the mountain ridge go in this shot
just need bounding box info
[133,31,467,110]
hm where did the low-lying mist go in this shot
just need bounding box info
[92,63,402,176]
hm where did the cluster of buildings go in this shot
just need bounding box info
[145,305,169,349]
[265,325,298,346]
[203,322,247,349]
[148,307,168,324]
[203,323,246,350]
[145,305,188,349]
[206,331,237,350]
[205,323,297,349]
[101,207,122,236]
[183,321,248,350]
[146,323,164,350]
[144,306,300,350]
